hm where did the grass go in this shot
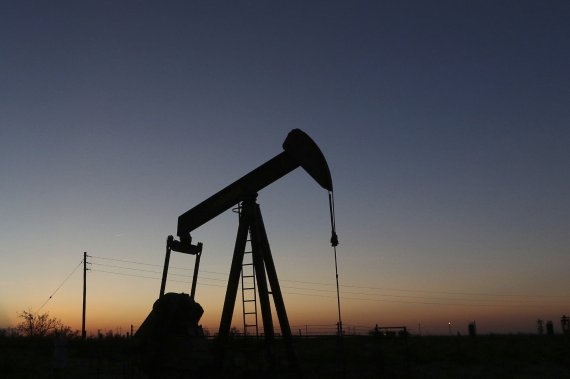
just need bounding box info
[1,333,569,378]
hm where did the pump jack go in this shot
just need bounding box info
[154,129,335,369]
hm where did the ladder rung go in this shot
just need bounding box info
[244,324,257,327]
[244,251,252,254]
[242,275,255,278]
[243,299,256,302]
[242,263,253,266]
[243,287,256,290]
[244,312,257,315]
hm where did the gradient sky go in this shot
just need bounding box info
[1,1,569,336]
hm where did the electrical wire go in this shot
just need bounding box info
[89,269,227,288]
[89,255,570,303]
[37,259,84,312]
[89,262,228,282]
[89,266,569,308]
[90,255,226,275]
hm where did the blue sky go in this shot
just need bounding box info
[1,1,569,335]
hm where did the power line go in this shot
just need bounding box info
[89,262,228,282]
[93,262,502,302]
[89,268,564,308]
[90,269,227,288]
[91,262,171,275]
[286,278,570,299]
[90,255,227,275]
[278,285,566,305]
[37,259,84,312]
[90,255,164,267]
[89,254,570,301]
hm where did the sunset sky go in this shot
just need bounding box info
[1,1,569,336]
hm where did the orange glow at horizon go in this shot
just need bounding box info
[22,287,567,337]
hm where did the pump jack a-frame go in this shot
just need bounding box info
[159,129,336,367]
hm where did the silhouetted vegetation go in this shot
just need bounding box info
[15,310,74,338]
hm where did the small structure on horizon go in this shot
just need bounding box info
[468,321,477,337]
[546,320,554,335]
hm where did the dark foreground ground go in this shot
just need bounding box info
[2,334,569,378]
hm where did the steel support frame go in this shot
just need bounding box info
[218,196,296,366]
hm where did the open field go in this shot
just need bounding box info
[2,334,569,378]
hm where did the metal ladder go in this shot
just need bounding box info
[241,235,259,337]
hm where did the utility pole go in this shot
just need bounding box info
[82,251,87,340]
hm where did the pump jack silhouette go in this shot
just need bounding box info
[140,129,336,371]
